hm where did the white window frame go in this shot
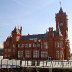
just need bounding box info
[56,50,59,58]
[18,51,23,58]
[29,44,31,48]
[13,44,15,48]
[33,50,39,58]
[41,51,48,58]
[44,42,48,49]
[37,43,40,47]
[33,43,36,47]
[21,44,24,48]
[57,42,60,48]
[25,50,31,58]
[60,41,63,48]
[25,44,28,48]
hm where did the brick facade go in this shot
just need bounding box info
[3,7,70,60]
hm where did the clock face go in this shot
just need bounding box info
[60,23,63,26]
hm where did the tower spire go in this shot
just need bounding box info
[59,1,63,13]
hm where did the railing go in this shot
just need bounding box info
[21,60,72,69]
[0,59,21,68]
[0,59,72,69]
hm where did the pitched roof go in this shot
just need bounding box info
[20,32,48,40]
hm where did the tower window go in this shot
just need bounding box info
[56,50,59,58]
[56,42,59,48]
[60,23,63,26]
[60,41,63,48]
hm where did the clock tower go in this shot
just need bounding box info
[56,7,68,39]
[56,7,70,59]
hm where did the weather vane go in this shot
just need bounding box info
[60,1,61,8]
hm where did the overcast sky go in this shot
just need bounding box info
[0,0,72,52]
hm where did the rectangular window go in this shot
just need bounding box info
[18,44,21,48]
[44,42,48,49]
[18,51,23,58]
[8,49,11,52]
[56,50,59,58]
[57,42,59,48]
[41,51,48,58]
[60,41,63,48]
[29,44,31,48]
[25,44,28,48]
[33,43,36,47]
[60,50,63,58]
[13,44,15,48]
[5,49,7,52]
[37,43,40,47]
[21,44,24,48]
[25,50,31,58]
[33,50,39,58]
[13,49,15,52]
[33,43,40,48]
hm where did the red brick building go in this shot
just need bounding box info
[3,7,70,60]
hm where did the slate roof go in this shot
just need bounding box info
[20,30,60,41]
[20,32,48,40]
[54,31,59,36]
